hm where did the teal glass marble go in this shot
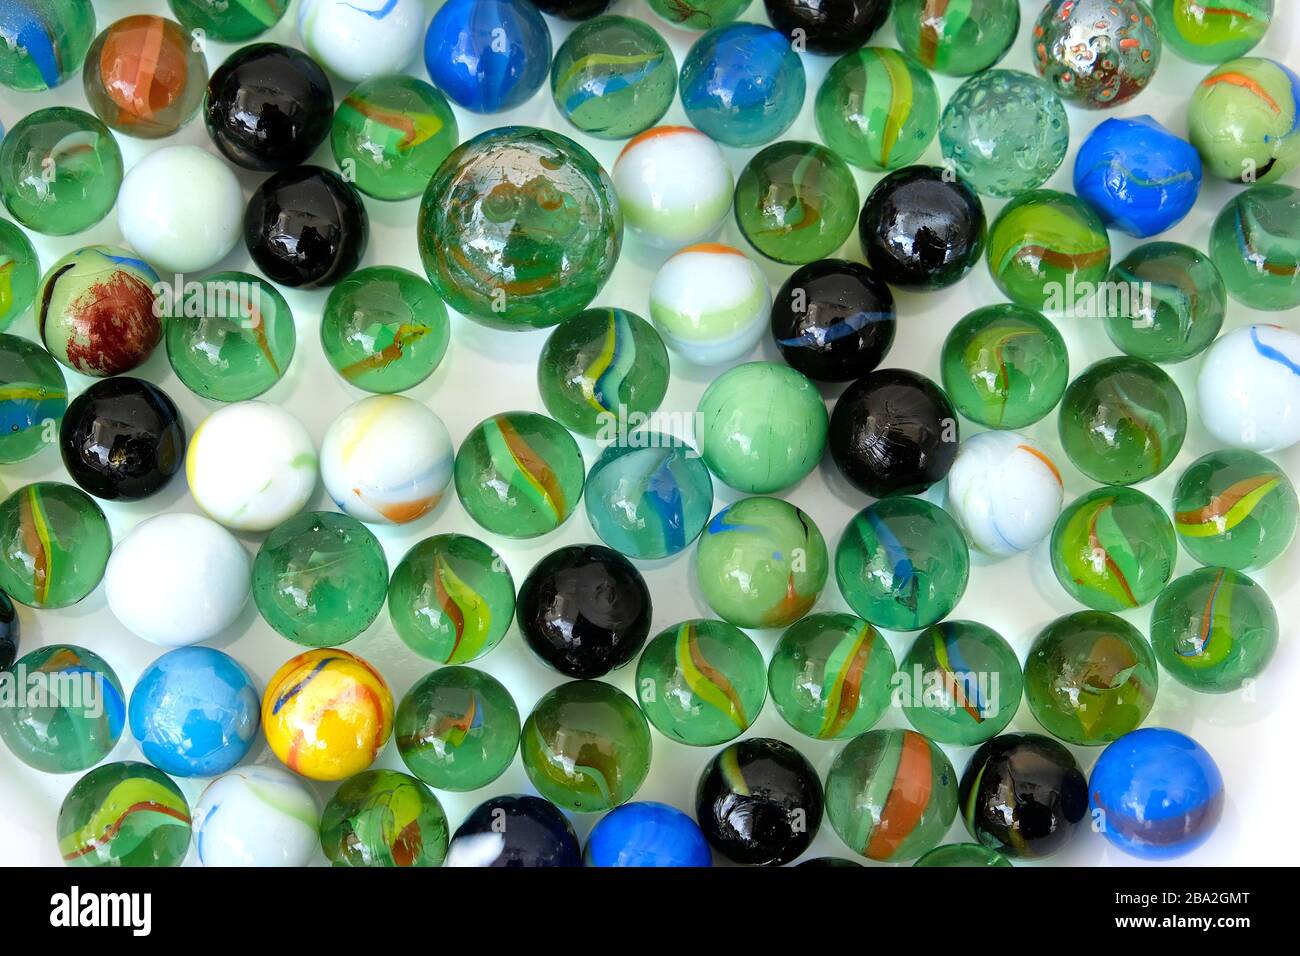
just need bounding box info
[697,362,828,494]
[0,333,66,464]
[835,497,970,632]
[1209,185,1300,311]
[57,762,191,867]
[0,0,95,91]
[767,612,895,740]
[894,0,1020,76]
[0,219,39,330]
[648,0,751,30]
[584,434,713,560]
[734,140,859,264]
[1058,357,1188,485]
[913,843,1013,867]
[551,15,676,140]
[1173,449,1298,570]
[695,496,828,630]
[0,482,111,609]
[900,621,1022,746]
[320,770,448,868]
[167,0,288,42]
[1155,0,1272,63]
[1104,243,1226,363]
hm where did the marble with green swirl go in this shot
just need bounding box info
[734,141,859,264]
[986,189,1111,313]
[57,762,192,867]
[1104,243,1226,364]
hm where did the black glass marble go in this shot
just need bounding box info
[204,43,334,172]
[244,166,369,289]
[0,591,18,671]
[695,737,824,867]
[771,258,896,382]
[829,367,959,497]
[959,733,1088,860]
[764,0,890,55]
[858,165,986,290]
[516,544,652,679]
[59,378,185,501]
[528,0,613,18]
[447,795,581,867]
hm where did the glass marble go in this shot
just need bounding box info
[696,362,828,494]
[395,666,520,792]
[1032,0,1163,109]
[960,733,1087,858]
[940,304,1069,430]
[0,483,110,609]
[58,762,191,868]
[454,411,585,538]
[252,512,389,648]
[584,434,713,560]
[894,0,1019,75]
[1104,243,1225,363]
[521,680,652,814]
[764,0,890,55]
[679,23,806,149]
[695,497,828,630]
[734,141,858,265]
[900,621,1022,746]
[695,737,823,866]
[418,127,622,331]
[648,0,751,30]
[1209,186,1300,311]
[636,619,767,747]
[83,15,206,139]
[1197,324,1300,452]
[767,612,895,741]
[814,47,939,173]
[835,496,969,631]
[297,0,424,84]
[168,0,288,43]
[612,126,734,248]
[537,308,670,440]
[0,0,94,91]
[388,534,516,665]
[551,15,676,140]
[0,645,123,773]
[534,0,614,18]
[128,647,258,778]
[1154,0,1271,63]
[445,794,580,868]
[0,591,17,671]
[0,108,123,236]
[1173,448,1298,570]
[945,431,1064,557]
[192,766,320,867]
[1089,728,1223,859]
[0,220,38,331]
[331,75,459,202]
[319,770,448,868]
[913,843,1012,867]
[0,332,66,464]
[986,189,1111,313]
[825,729,958,862]
[261,648,394,782]
[321,267,450,394]
[1051,486,1176,611]
[1189,57,1299,184]
[584,801,712,867]
[1074,116,1202,237]
[423,0,551,113]
[939,70,1069,198]
[648,243,771,366]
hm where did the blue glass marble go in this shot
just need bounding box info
[446,794,581,867]
[584,801,713,867]
[127,646,260,778]
[679,22,806,148]
[423,0,552,113]
[1073,116,1203,239]
[1089,728,1224,860]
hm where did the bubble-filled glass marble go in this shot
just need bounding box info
[82,15,206,139]
[734,141,858,265]
[0,0,94,91]
[0,482,110,609]
[1188,57,1299,184]
[0,332,66,464]
[1173,449,1297,571]
[57,762,191,867]
[986,189,1111,313]
[1154,0,1271,63]
[1104,243,1225,363]
[1032,0,1162,109]
[319,769,448,868]
[168,0,289,43]
[900,621,1022,746]
[894,0,1020,75]
[1208,185,1300,311]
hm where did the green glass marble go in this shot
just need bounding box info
[1025,610,1158,746]
[321,267,449,394]
[0,0,94,91]
[940,304,1069,429]
[0,645,124,773]
[58,762,191,867]
[167,0,288,43]
[986,189,1111,314]
[1189,57,1299,184]
[0,107,123,236]
[0,482,110,609]
[395,666,520,792]
[647,0,751,30]
[1151,567,1278,693]
[319,770,449,868]
[1154,0,1271,63]
[1058,357,1187,486]
[252,512,389,648]
[767,612,895,741]
[453,411,586,539]
[0,219,39,330]
[900,621,1022,746]
[814,47,940,172]
[551,15,676,140]
[537,308,670,440]
[0,333,66,464]
[388,535,515,665]
[894,0,1020,75]
[1209,185,1300,311]
[835,497,969,632]
[913,843,1013,867]
[697,362,828,494]
[1173,449,1298,570]
[332,75,459,202]
[694,496,828,630]
[825,729,957,862]
[1104,243,1226,363]
[521,679,652,813]
[734,140,859,265]
[1051,486,1176,611]
[635,619,766,746]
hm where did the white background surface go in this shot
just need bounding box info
[1,0,1298,867]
